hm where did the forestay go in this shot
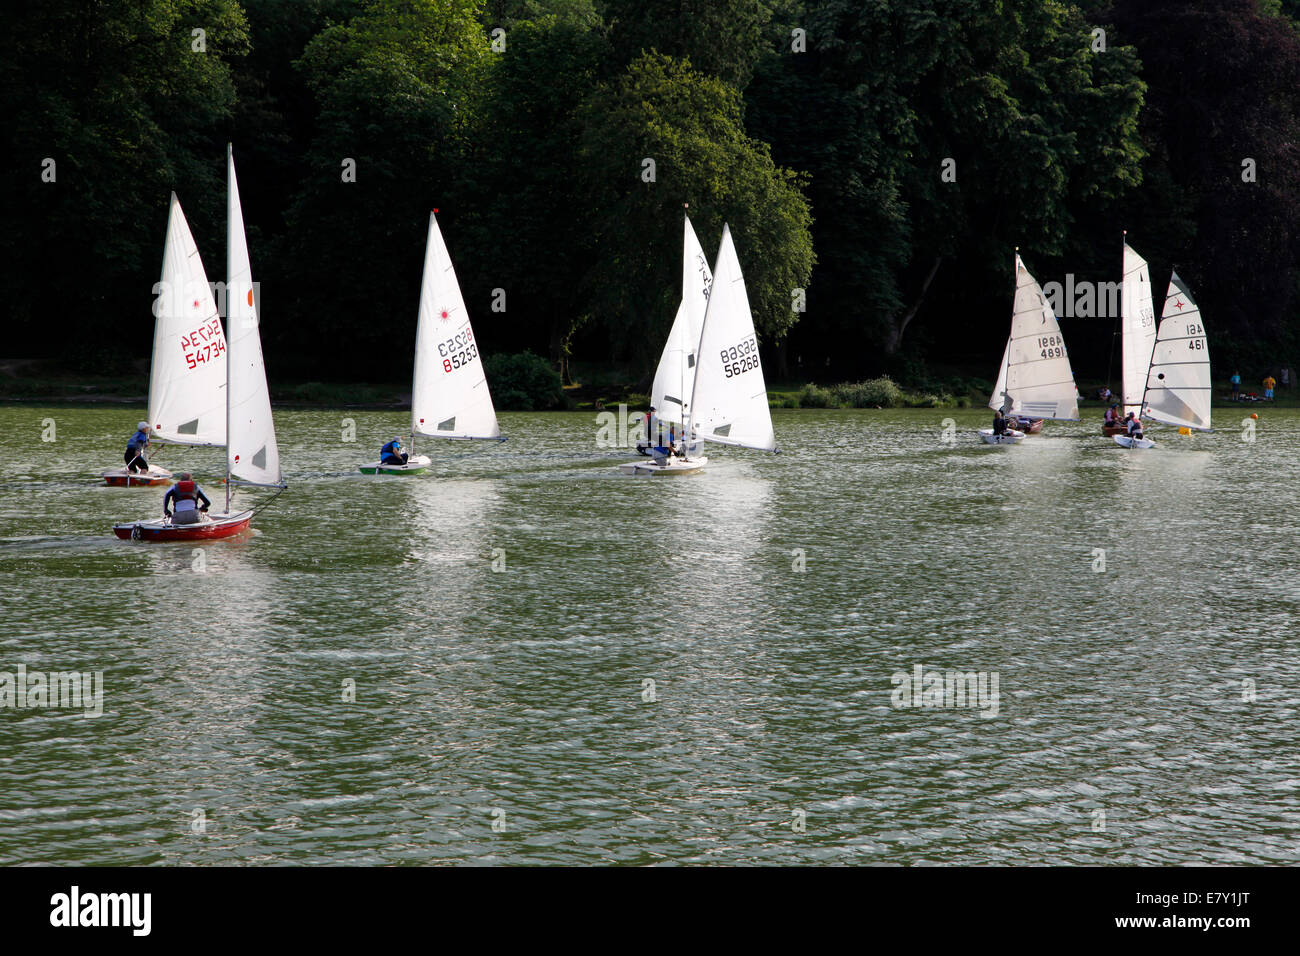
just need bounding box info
[411,213,500,440]
[1121,241,1157,418]
[148,194,227,446]
[689,225,777,452]
[1144,271,1211,430]
[650,216,712,426]
[987,253,1079,420]
[225,145,282,487]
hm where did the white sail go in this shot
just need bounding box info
[225,145,282,487]
[650,216,712,426]
[147,194,227,446]
[1121,240,1157,417]
[689,224,777,452]
[1145,271,1211,430]
[988,253,1079,420]
[411,212,499,440]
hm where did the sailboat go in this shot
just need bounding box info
[1142,270,1212,433]
[621,221,778,475]
[980,250,1080,445]
[114,145,285,539]
[1111,235,1158,448]
[359,211,502,475]
[635,213,712,457]
[101,195,228,486]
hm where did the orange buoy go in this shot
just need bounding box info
[1251,412,1259,420]
[1178,426,1191,435]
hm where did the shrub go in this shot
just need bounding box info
[797,383,836,408]
[482,352,565,411]
[833,376,906,408]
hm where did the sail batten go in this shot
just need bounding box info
[410,213,500,441]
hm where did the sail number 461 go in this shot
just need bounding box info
[1186,323,1205,349]
[722,335,759,378]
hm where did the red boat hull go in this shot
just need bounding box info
[1102,424,1126,437]
[113,513,252,541]
[103,474,172,487]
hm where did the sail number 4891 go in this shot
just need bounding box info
[1037,334,1065,359]
[438,329,478,373]
[722,335,760,378]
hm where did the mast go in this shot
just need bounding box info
[224,143,233,515]
[684,209,709,453]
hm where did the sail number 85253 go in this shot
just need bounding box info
[438,329,477,373]
[722,335,759,378]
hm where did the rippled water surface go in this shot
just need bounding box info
[1,404,1297,864]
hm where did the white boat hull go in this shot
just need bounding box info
[359,454,432,475]
[1113,435,1155,449]
[978,428,1025,445]
[619,455,708,476]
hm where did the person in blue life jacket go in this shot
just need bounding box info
[163,473,211,525]
[1125,411,1144,439]
[125,421,151,473]
[380,436,409,466]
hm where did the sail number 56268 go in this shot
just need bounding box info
[722,335,759,378]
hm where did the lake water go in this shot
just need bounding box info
[1,404,1297,864]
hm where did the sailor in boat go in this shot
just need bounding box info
[163,473,211,525]
[380,437,409,466]
[1124,412,1144,440]
[125,421,152,474]
[1104,403,1121,429]
[992,406,1010,437]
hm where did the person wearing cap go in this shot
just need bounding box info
[163,473,211,525]
[1103,403,1120,428]
[380,436,409,466]
[125,421,152,473]
[1124,411,1143,439]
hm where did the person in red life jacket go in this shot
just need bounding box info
[163,473,211,525]
[1124,411,1144,440]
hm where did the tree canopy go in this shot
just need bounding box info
[3,0,1300,384]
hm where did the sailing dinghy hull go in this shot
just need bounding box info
[101,466,173,487]
[1113,435,1155,449]
[113,510,253,541]
[978,429,1025,445]
[359,455,432,476]
[1102,424,1127,437]
[619,456,708,476]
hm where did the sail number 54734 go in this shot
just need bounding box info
[722,335,759,378]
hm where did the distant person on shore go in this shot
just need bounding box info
[1263,375,1276,400]
[1125,412,1144,440]
[163,473,211,525]
[1230,372,1241,399]
[125,421,151,474]
[380,437,408,465]
[1098,385,1112,403]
